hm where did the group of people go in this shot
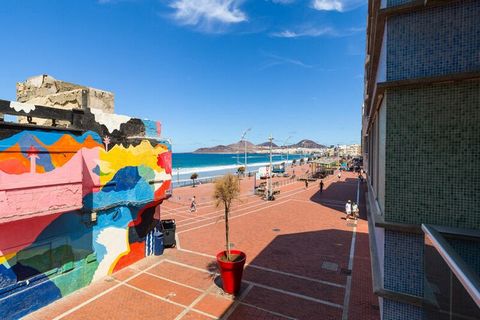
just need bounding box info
[345,200,359,220]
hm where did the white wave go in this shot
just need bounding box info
[174,159,296,176]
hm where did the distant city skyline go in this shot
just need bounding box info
[0,0,366,151]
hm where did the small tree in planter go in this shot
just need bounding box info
[190,173,198,187]
[213,174,246,295]
[292,159,297,166]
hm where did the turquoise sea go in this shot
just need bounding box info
[171,153,306,187]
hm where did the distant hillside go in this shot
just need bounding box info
[289,139,326,149]
[194,145,233,153]
[193,139,326,153]
[257,141,278,148]
[227,141,257,152]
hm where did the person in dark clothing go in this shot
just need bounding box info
[305,179,309,189]
[319,180,324,193]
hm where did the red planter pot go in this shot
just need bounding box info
[216,250,246,295]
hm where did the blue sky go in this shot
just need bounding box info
[0,0,366,152]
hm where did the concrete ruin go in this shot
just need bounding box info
[17,74,114,112]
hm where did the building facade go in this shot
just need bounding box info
[363,1,480,319]
[0,93,172,318]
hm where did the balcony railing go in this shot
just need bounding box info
[423,224,480,320]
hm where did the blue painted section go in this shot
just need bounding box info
[143,120,159,138]
[0,274,62,320]
[0,265,17,290]
[145,228,155,256]
[106,166,141,192]
[84,167,155,210]
[0,130,102,151]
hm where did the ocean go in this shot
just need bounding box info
[171,153,306,187]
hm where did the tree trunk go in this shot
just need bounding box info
[225,204,231,261]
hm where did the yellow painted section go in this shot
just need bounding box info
[99,140,168,185]
[0,252,16,265]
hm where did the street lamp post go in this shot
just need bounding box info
[282,136,292,165]
[268,134,273,200]
[240,128,251,176]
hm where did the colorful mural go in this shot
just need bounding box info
[0,100,172,319]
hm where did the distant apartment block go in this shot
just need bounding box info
[362,1,480,319]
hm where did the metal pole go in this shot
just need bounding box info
[244,139,247,176]
[269,134,273,200]
[240,128,251,176]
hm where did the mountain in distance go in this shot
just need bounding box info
[257,141,279,148]
[288,139,326,149]
[227,140,257,152]
[193,139,325,153]
[194,145,233,153]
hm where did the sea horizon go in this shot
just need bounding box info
[171,152,308,187]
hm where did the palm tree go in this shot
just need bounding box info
[213,174,240,261]
[190,173,198,187]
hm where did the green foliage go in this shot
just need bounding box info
[190,172,198,187]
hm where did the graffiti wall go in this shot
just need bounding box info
[0,99,172,319]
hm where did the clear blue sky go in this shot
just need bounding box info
[0,0,366,152]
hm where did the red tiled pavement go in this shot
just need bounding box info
[26,169,380,320]
[63,285,184,320]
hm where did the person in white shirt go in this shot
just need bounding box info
[352,202,359,220]
[345,200,352,219]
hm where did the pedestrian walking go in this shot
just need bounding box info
[305,179,309,189]
[345,200,352,220]
[337,172,342,179]
[190,196,197,213]
[352,202,359,220]
[319,180,324,193]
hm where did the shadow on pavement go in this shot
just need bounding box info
[209,227,378,319]
[308,178,368,221]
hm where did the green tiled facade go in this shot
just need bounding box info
[384,82,480,229]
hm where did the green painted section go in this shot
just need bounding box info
[51,257,99,297]
[384,82,480,229]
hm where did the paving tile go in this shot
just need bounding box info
[62,285,183,320]
[128,273,203,306]
[181,310,215,320]
[242,285,343,320]
[243,266,345,306]
[111,267,137,281]
[25,278,118,320]
[228,304,291,320]
[193,293,234,318]
[149,261,213,290]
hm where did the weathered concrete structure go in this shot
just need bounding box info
[17,74,114,113]
[0,78,171,319]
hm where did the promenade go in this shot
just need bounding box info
[26,169,378,320]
